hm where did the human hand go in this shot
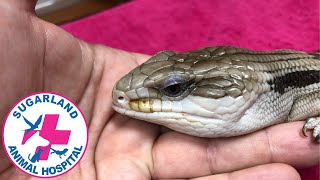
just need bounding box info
[0,1,318,179]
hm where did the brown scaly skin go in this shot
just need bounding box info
[112,46,320,139]
[0,1,318,179]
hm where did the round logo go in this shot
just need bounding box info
[2,92,88,178]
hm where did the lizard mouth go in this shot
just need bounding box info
[112,103,224,127]
[112,104,228,137]
[112,103,192,121]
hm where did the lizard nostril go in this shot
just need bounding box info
[118,96,125,102]
[112,90,129,108]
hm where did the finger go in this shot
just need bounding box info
[87,45,150,140]
[95,114,160,180]
[2,0,37,12]
[69,46,150,179]
[191,163,300,180]
[152,121,319,178]
[88,50,150,180]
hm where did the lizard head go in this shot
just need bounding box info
[112,47,263,137]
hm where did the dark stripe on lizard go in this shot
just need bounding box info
[268,70,320,94]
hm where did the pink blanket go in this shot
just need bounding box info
[61,0,319,179]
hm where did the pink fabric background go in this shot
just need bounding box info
[61,0,319,179]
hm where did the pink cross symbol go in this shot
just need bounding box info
[22,114,71,160]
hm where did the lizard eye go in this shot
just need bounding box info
[162,84,183,96]
[160,75,187,97]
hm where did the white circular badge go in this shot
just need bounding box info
[2,92,88,178]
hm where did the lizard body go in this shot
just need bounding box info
[112,46,320,142]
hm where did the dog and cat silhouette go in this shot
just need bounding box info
[28,147,47,163]
[28,147,69,163]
